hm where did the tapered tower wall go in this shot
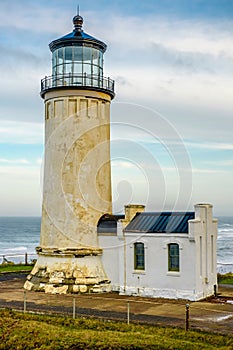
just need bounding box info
[24,14,114,294]
[24,90,113,294]
[41,90,112,249]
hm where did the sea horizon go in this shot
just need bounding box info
[0,216,232,274]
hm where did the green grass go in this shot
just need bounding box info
[0,310,232,349]
[218,273,233,285]
[0,264,33,273]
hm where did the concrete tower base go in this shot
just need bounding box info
[24,247,111,294]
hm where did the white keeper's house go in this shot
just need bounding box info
[98,203,218,301]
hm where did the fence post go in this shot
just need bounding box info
[127,301,130,325]
[185,304,189,331]
[24,291,27,313]
[73,297,76,319]
[25,253,28,266]
[214,284,217,297]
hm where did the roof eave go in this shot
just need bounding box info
[49,33,107,53]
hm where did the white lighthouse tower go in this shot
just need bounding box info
[25,13,114,294]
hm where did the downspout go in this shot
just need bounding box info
[123,230,126,292]
[205,207,208,285]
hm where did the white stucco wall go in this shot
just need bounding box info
[189,204,218,300]
[99,203,218,301]
[122,233,197,300]
[98,233,120,291]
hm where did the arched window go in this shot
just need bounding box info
[168,243,179,271]
[134,242,145,270]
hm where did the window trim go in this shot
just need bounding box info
[168,243,180,272]
[134,242,145,271]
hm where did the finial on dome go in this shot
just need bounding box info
[73,5,83,32]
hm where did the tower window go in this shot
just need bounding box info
[168,243,179,272]
[134,242,145,270]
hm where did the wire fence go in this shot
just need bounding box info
[0,282,232,335]
[0,253,37,265]
[25,292,233,333]
[0,257,232,334]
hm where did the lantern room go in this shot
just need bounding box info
[40,14,114,99]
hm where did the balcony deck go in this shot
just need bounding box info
[41,73,115,99]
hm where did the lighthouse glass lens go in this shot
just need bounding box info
[58,48,63,65]
[83,46,92,63]
[64,47,72,62]
[73,47,83,62]
[92,48,99,66]
[52,45,104,87]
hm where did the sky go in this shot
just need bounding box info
[0,0,233,216]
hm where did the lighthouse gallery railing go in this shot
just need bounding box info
[41,73,114,95]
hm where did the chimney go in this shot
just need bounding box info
[122,204,145,227]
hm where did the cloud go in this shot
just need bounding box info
[0,164,42,216]
[102,14,233,145]
[185,140,233,151]
[0,1,232,215]
[103,14,233,58]
[0,158,30,165]
[0,121,43,144]
[37,158,43,165]
[0,44,42,65]
[114,76,131,86]
[0,1,70,34]
[0,165,39,176]
[148,42,233,75]
[204,159,233,167]
[112,160,135,169]
[192,167,227,174]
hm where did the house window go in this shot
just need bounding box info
[134,242,145,270]
[168,243,179,272]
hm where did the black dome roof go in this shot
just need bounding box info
[49,15,107,52]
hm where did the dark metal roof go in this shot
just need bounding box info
[97,214,125,234]
[49,15,106,52]
[124,212,195,234]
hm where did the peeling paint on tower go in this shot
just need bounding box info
[24,13,115,294]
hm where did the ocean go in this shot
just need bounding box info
[217,217,233,273]
[0,216,232,273]
[0,217,40,264]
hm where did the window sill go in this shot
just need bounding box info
[133,270,146,275]
[167,271,180,277]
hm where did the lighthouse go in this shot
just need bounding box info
[24,13,114,294]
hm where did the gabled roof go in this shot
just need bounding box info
[124,212,195,234]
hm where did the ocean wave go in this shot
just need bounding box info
[218,229,233,234]
[2,246,27,253]
[217,263,233,274]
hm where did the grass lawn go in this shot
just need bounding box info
[218,273,233,285]
[0,310,232,350]
[0,264,33,273]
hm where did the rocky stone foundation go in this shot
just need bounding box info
[24,248,111,294]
